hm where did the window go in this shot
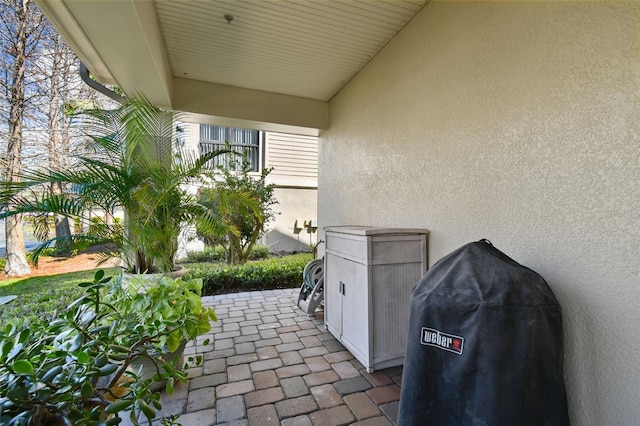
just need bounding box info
[199,125,261,172]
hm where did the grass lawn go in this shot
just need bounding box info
[0,253,312,326]
[0,267,120,326]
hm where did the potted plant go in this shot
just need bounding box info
[108,273,216,389]
[0,270,216,425]
[0,95,236,275]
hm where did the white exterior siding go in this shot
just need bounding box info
[264,132,318,251]
[179,122,318,253]
[265,132,318,188]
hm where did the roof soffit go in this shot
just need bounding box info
[36,0,428,131]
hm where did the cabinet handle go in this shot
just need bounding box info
[339,281,346,296]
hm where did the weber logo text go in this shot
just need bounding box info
[420,328,464,355]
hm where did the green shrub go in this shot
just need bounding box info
[248,244,270,260]
[197,160,278,265]
[185,253,312,295]
[184,245,227,263]
[0,257,5,271]
[184,244,271,264]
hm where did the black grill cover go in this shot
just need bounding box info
[397,240,569,426]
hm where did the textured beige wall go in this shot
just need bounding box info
[265,187,317,252]
[319,2,639,424]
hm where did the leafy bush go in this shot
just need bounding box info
[248,244,270,260]
[0,257,5,271]
[184,245,227,263]
[0,271,214,425]
[186,253,312,295]
[184,244,271,264]
[197,159,278,264]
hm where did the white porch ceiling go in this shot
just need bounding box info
[156,0,427,101]
[37,0,428,134]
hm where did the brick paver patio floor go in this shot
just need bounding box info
[147,288,403,425]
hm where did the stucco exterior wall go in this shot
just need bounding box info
[264,187,317,253]
[319,2,639,424]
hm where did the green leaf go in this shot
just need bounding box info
[110,345,131,354]
[79,310,97,326]
[105,399,132,414]
[56,384,73,395]
[1,340,14,360]
[166,332,181,353]
[151,398,161,410]
[94,353,108,368]
[136,399,156,420]
[97,364,118,376]
[6,342,22,361]
[195,320,211,336]
[130,408,140,426]
[41,365,63,382]
[68,333,84,352]
[7,386,29,399]
[76,351,90,364]
[81,380,94,398]
[89,404,101,420]
[17,328,30,344]
[13,360,34,375]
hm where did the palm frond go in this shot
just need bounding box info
[2,93,246,273]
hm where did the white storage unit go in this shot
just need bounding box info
[324,226,429,372]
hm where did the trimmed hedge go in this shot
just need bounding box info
[184,245,226,263]
[184,244,271,264]
[185,253,313,296]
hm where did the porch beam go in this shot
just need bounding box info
[173,77,328,135]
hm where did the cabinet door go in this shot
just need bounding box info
[340,258,369,361]
[325,252,343,337]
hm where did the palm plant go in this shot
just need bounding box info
[197,159,276,264]
[0,95,234,274]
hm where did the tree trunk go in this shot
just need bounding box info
[48,33,71,254]
[4,0,32,276]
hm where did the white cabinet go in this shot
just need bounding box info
[324,226,429,372]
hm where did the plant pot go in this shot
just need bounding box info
[121,265,188,289]
[167,265,188,279]
[130,340,187,392]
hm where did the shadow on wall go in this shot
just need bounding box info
[559,283,602,424]
[265,229,314,253]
